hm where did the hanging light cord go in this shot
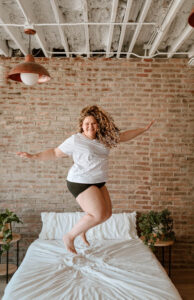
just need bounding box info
[28,34,31,54]
[27,32,41,57]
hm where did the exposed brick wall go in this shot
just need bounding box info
[0,57,194,268]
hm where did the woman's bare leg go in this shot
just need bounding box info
[80,231,90,246]
[80,185,112,246]
[100,185,112,216]
[63,185,112,254]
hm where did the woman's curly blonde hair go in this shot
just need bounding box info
[79,105,120,148]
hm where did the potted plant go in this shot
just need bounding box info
[138,209,175,250]
[0,209,23,255]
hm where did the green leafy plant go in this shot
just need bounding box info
[0,209,23,255]
[138,209,175,250]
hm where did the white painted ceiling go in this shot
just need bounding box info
[0,0,194,60]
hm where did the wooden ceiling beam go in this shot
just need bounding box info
[106,0,119,57]
[149,0,185,57]
[0,3,28,55]
[127,0,152,58]
[50,0,70,57]
[117,0,133,58]
[168,24,193,58]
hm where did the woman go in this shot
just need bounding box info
[17,105,154,254]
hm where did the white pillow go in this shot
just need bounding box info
[39,212,83,240]
[39,212,138,240]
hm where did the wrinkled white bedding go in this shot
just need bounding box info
[3,238,181,300]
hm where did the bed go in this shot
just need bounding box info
[2,212,182,300]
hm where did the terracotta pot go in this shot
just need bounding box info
[0,223,11,238]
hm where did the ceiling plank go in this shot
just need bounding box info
[0,3,28,55]
[0,39,9,56]
[106,0,119,57]
[188,44,194,58]
[127,0,152,58]
[117,0,133,58]
[149,0,185,57]
[50,0,69,57]
[168,24,193,58]
[16,0,49,57]
[82,0,90,58]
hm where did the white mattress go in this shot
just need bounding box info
[3,238,181,300]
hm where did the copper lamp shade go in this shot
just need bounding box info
[8,54,51,83]
[188,8,194,27]
[8,28,51,85]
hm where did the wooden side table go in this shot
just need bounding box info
[140,237,174,277]
[0,233,21,283]
[154,240,174,278]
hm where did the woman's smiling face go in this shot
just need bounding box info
[82,115,98,140]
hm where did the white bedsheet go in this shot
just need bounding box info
[3,238,181,300]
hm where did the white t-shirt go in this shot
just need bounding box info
[58,133,110,184]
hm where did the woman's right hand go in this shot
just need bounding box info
[16,152,34,159]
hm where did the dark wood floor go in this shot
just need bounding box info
[170,269,194,300]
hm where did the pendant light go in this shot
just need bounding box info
[8,28,51,86]
[188,8,194,27]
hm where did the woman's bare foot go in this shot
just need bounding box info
[80,232,90,246]
[63,234,77,254]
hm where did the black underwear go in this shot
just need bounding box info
[66,180,106,198]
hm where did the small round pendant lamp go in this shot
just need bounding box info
[8,29,51,85]
[188,8,194,27]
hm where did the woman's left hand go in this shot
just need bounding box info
[144,120,155,131]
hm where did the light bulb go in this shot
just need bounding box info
[20,73,39,86]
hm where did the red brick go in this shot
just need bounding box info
[0,56,193,268]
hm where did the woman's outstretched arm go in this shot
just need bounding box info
[119,120,155,142]
[16,148,66,161]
